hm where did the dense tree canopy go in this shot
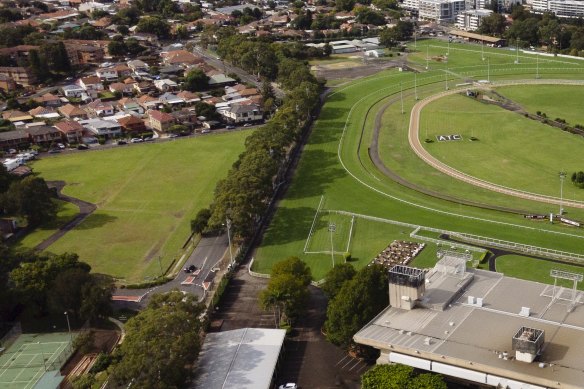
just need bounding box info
[324,264,388,346]
[183,68,210,92]
[108,291,205,388]
[321,263,356,299]
[2,176,57,227]
[380,21,414,47]
[136,16,171,39]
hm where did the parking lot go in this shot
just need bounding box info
[210,266,366,388]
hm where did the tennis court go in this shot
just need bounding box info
[0,332,74,389]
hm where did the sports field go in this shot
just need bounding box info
[0,333,74,389]
[26,132,248,283]
[254,40,584,280]
[419,91,584,200]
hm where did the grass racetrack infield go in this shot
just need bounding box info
[0,332,74,389]
[26,132,248,283]
[254,44,584,281]
[419,91,584,201]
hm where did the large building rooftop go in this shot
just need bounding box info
[355,268,584,389]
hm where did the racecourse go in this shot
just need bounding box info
[255,41,584,280]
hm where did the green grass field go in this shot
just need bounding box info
[25,133,248,283]
[420,91,584,200]
[254,41,584,281]
[15,200,78,249]
[496,254,584,289]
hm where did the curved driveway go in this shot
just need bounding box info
[408,79,584,209]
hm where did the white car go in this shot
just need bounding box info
[130,138,143,143]
[278,384,297,389]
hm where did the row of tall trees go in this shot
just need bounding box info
[197,32,323,238]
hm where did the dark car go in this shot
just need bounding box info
[77,144,89,150]
[48,149,61,154]
[117,140,127,145]
[183,264,196,273]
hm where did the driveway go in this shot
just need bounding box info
[112,233,229,308]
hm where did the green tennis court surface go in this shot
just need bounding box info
[0,333,74,389]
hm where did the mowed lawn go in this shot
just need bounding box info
[497,85,584,126]
[496,254,584,290]
[420,92,584,200]
[27,132,248,283]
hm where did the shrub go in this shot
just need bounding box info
[343,252,352,262]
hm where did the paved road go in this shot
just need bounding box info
[112,234,229,308]
[408,79,584,209]
[192,45,285,99]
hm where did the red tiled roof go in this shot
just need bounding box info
[148,110,175,123]
[55,120,83,133]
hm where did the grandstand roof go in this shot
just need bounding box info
[450,30,504,44]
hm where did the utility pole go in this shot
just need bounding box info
[226,218,233,266]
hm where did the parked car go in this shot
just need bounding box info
[278,384,297,389]
[130,138,143,143]
[117,140,127,145]
[48,149,61,154]
[183,265,196,273]
[57,143,65,149]
[201,129,210,134]
[225,125,235,129]
[243,123,252,127]
[77,144,89,150]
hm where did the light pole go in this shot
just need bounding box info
[64,311,72,342]
[481,40,485,61]
[328,222,336,268]
[487,57,490,82]
[426,44,429,70]
[414,30,417,49]
[414,72,418,100]
[444,68,448,90]
[536,54,540,79]
[515,39,520,64]
[559,171,566,215]
[226,218,233,266]
[400,82,404,114]
[38,342,47,371]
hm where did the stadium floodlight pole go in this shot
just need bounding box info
[328,222,336,268]
[481,40,485,61]
[64,311,72,342]
[559,171,567,215]
[400,82,404,114]
[414,72,418,100]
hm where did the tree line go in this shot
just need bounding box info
[193,31,323,238]
[479,6,584,54]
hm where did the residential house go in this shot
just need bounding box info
[78,76,104,91]
[58,104,88,119]
[117,115,146,134]
[80,118,122,138]
[2,110,33,123]
[154,79,179,92]
[158,65,183,78]
[127,59,149,73]
[0,74,17,92]
[25,126,62,145]
[133,81,153,94]
[33,93,62,108]
[62,85,86,98]
[0,130,29,150]
[220,103,262,124]
[84,99,115,117]
[161,50,204,67]
[176,91,201,105]
[148,110,175,132]
[63,41,105,66]
[171,109,199,130]
[96,67,119,81]
[158,92,184,107]
[208,73,237,87]
[28,106,61,120]
[0,67,36,87]
[109,82,134,95]
[137,95,159,111]
[0,45,39,62]
[117,98,144,114]
[54,120,84,143]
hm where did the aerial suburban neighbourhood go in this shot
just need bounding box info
[0,0,584,388]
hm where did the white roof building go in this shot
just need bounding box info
[192,328,286,389]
